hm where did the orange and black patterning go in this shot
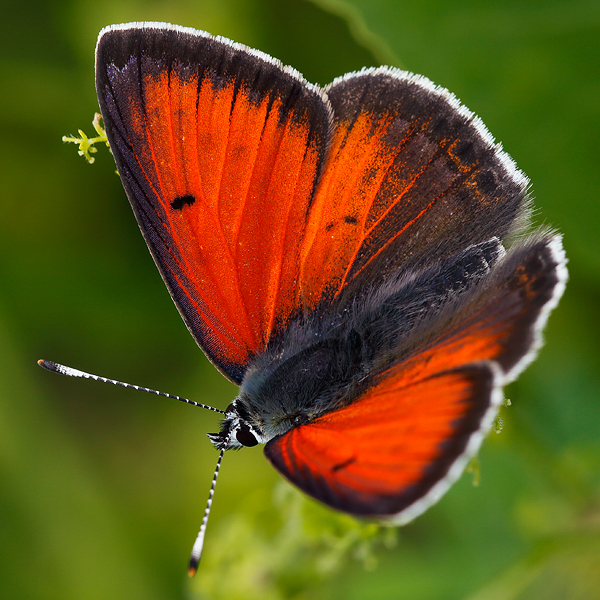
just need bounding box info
[96,23,567,521]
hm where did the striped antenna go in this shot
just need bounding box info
[37,359,226,414]
[188,429,232,577]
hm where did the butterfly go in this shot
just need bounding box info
[52,21,568,573]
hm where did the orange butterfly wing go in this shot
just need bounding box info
[264,236,566,518]
[96,24,331,383]
[297,70,529,307]
[265,364,497,518]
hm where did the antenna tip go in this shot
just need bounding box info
[188,557,199,578]
[38,359,54,371]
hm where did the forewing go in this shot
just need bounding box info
[265,362,498,518]
[298,69,530,308]
[95,23,332,383]
[265,234,567,518]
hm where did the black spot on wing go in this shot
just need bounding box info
[171,194,196,210]
[332,457,356,472]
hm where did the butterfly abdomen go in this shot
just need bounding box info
[238,333,368,440]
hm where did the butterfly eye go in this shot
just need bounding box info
[236,423,258,447]
[226,402,236,413]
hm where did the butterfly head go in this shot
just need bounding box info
[207,399,267,450]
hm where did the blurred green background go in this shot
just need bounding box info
[1,0,599,598]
